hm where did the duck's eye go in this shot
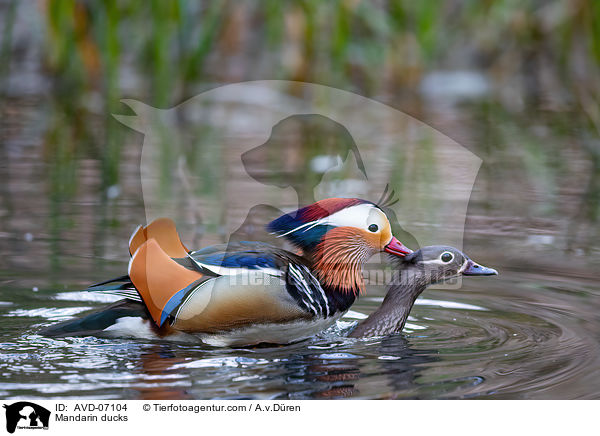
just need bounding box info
[441,252,453,263]
[368,224,379,232]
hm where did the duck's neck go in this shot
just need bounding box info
[294,248,365,315]
[349,268,428,338]
[306,232,374,297]
[307,249,367,296]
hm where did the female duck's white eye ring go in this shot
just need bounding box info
[441,252,453,263]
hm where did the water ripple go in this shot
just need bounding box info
[0,273,599,399]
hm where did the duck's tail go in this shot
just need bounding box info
[41,219,202,338]
[38,299,149,337]
[86,275,141,302]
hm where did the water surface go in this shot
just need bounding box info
[1,263,599,399]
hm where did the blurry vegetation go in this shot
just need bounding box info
[20,1,600,106]
[1,0,600,251]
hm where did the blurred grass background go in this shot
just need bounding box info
[1,0,599,278]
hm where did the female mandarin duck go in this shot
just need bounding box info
[41,198,412,346]
[350,245,497,338]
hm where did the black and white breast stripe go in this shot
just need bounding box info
[285,264,331,318]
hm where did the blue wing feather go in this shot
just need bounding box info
[189,242,295,272]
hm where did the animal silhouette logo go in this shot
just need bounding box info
[3,402,50,433]
[115,80,482,289]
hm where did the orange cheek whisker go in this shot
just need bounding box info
[312,228,374,295]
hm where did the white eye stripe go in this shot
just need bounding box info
[420,252,458,266]
[325,204,378,228]
[275,203,386,236]
[420,258,448,266]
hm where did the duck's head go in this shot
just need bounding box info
[399,245,497,284]
[268,198,412,257]
[268,198,412,292]
[350,246,497,338]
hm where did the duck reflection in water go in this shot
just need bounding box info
[127,336,435,400]
[134,345,194,400]
[299,336,437,399]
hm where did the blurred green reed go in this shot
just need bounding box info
[1,0,599,243]
[0,0,16,87]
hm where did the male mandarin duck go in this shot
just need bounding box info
[41,198,412,346]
